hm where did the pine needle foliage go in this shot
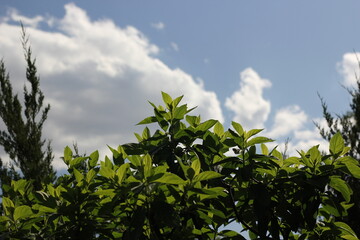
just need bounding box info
[0,25,55,191]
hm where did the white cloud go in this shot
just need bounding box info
[171,42,179,52]
[267,105,307,138]
[0,4,223,170]
[1,8,45,28]
[225,68,271,129]
[151,21,165,30]
[338,52,360,87]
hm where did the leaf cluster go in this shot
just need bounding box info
[1,92,359,239]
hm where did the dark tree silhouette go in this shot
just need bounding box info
[0,26,55,192]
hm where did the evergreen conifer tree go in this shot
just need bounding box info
[0,26,55,192]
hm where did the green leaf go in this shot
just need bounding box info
[245,128,263,140]
[99,166,115,179]
[172,95,184,108]
[247,136,273,146]
[193,171,222,182]
[213,122,224,137]
[173,104,188,120]
[73,168,84,183]
[89,150,99,167]
[105,156,113,168]
[308,145,321,166]
[137,116,157,125]
[70,157,87,168]
[261,143,269,155]
[86,169,97,183]
[196,119,218,132]
[2,197,14,209]
[283,157,300,167]
[143,154,153,178]
[14,205,33,221]
[142,127,150,140]
[161,91,173,105]
[186,115,200,127]
[92,189,115,197]
[90,150,99,162]
[128,155,142,167]
[334,221,358,238]
[153,172,186,185]
[322,196,345,217]
[116,163,129,184]
[329,176,352,202]
[134,132,142,142]
[272,149,283,161]
[32,204,56,213]
[12,179,27,196]
[330,132,345,155]
[341,236,359,240]
[63,146,73,165]
[344,162,360,179]
[232,121,244,136]
[191,159,201,176]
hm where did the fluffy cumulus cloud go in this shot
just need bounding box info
[338,52,360,87]
[225,68,328,155]
[267,105,307,138]
[225,68,271,129]
[0,3,223,170]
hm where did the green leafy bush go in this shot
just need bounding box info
[1,92,359,239]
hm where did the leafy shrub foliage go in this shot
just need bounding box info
[1,92,359,239]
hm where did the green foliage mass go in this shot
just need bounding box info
[1,92,360,239]
[316,61,360,236]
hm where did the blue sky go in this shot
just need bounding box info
[1,1,360,170]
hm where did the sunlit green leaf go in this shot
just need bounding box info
[186,115,200,127]
[32,204,56,213]
[245,128,263,140]
[137,116,157,125]
[214,122,224,137]
[73,168,84,183]
[261,143,269,155]
[334,221,358,238]
[14,205,33,221]
[142,127,150,140]
[92,189,115,197]
[89,150,99,167]
[116,163,129,184]
[173,104,187,120]
[12,179,27,196]
[330,132,345,155]
[153,172,186,185]
[344,162,360,179]
[231,121,244,136]
[191,159,201,176]
[70,156,87,168]
[329,176,352,202]
[161,91,173,105]
[99,166,115,179]
[143,154,153,178]
[63,146,73,165]
[86,169,97,183]
[193,171,222,182]
[247,136,273,146]
[196,119,218,132]
[172,95,184,108]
